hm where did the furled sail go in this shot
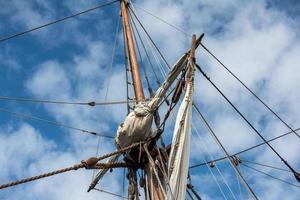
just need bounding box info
[88,53,189,191]
[167,57,195,200]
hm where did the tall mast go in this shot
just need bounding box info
[121,0,145,102]
[121,1,164,199]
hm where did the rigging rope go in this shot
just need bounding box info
[129,11,161,87]
[196,64,300,178]
[132,3,191,37]
[189,127,300,168]
[199,43,300,139]
[93,188,129,199]
[92,12,121,183]
[193,103,258,200]
[128,6,171,69]
[0,162,128,190]
[0,96,138,106]
[192,125,237,200]
[0,0,119,43]
[0,140,149,190]
[0,107,113,138]
[129,11,154,97]
[129,7,300,140]
[241,160,291,173]
[127,2,300,142]
[240,163,300,189]
[104,14,122,102]
[186,184,202,200]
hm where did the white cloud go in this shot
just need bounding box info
[1,0,300,199]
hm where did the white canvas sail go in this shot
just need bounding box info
[167,59,195,200]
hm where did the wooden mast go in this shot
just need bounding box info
[121,0,145,102]
[120,1,163,199]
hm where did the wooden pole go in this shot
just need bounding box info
[121,0,145,102]
[190,34,196,60]
[120,1,162,199]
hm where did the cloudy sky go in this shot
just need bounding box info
[0,0,299,199]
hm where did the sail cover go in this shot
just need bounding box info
[167,60,194,200]
[89,53,189,191]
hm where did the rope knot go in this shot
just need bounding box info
[81,157,99,169]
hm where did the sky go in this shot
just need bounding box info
[0,0,300,199]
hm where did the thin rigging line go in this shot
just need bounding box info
[127,2,300,141]
[91,136,102,181]
[128,6,171,69]
[241,163,300,189]
[93,188,129,199]
[129,1,300,142]
[129,6,174,108]
[132,3,191,37]
[92,11,121,182]
[138,27,224,198]
[129,7,178,109]
[129,12,161,87]
[128,6,243,197]
[241,160,291,173]
[122,27,129,200]
[0,96,140,106]
[0,107,113,139]
[129,5,168,79]
[186,189,195,200]
[192,125,236,200]
[196,64,298,175]
[193,103,258,200]
[189,127,300,168]
[129,11,154,97]
[200,43,300,139]
[236,165,243,199]
[0,0,119,43]
[150,44,229,199]
[104,15,121,101]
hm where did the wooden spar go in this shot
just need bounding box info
[190,35,196,60]
[120,1,162,199]
[121,0,145,102]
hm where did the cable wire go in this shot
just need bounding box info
[241,160,291,173]
[91,11,121,182]
[200,43,300,139]
[189,127,300,168]
[192,125,234,200]
[129,10,154,97]
[196,64,299,176]
[0,96,139,106]
[128,6,171,69]
[241,163,300,189]
[0,0,119,43]
[93,188,129,199]
[132,3,191,37]
[0,107,113,138]
[124,5,300,140]
[129,10,161,87]
[193,103,258,200]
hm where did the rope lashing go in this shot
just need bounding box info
[231,156,242,166]
[0,162,128,190]
[0,141,146,190]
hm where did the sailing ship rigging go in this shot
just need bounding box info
[0,0,299,199]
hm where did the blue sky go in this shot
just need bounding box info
[0,0,300,199]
